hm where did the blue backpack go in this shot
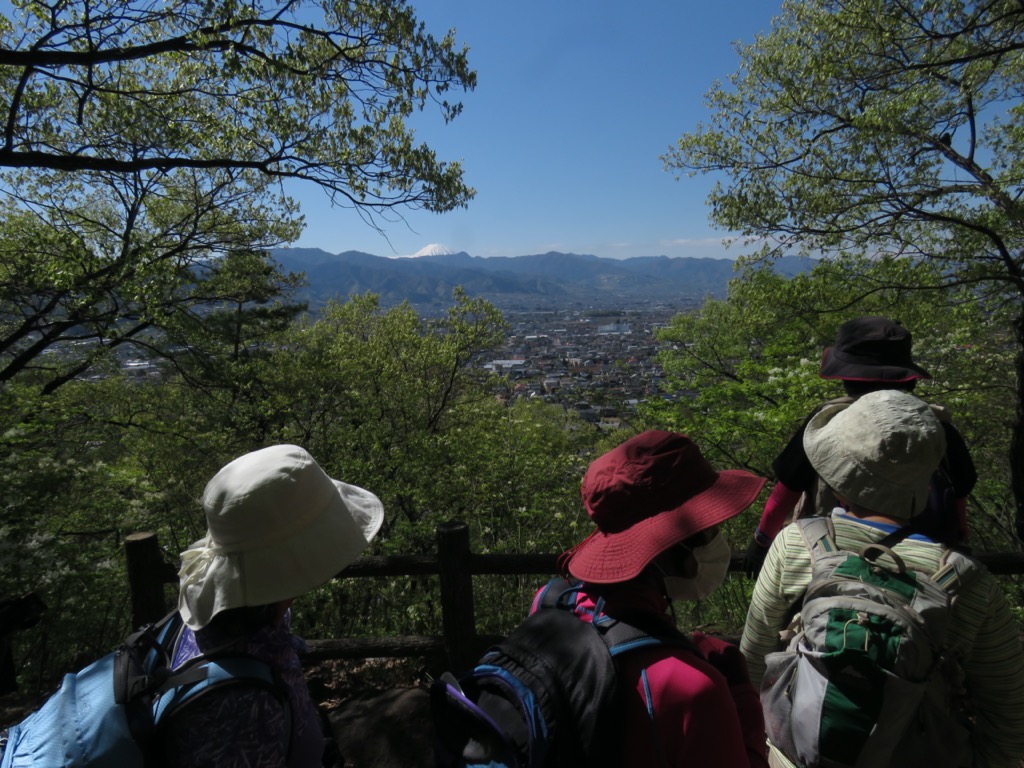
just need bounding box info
[1,611,285,767]
[430,578,700,768]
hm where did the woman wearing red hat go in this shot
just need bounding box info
[553,430,768,767]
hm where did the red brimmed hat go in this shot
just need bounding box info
[566,430,765,583]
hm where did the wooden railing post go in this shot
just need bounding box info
[0,593,45,694]
[437,521,478,672]
[124,532,174,629]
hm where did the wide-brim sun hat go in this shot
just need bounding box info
[566,430,765,583]
[802,390,945,520]
[819,316,931,383]
[178,444,384,630]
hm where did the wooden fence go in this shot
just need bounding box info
[126,521,559,672]
[125,521,1024,673]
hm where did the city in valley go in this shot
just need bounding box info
[484,303,697,430]
[107,300,702,431]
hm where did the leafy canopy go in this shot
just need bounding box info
[0,0,478,394]
[664,0,1024,536]
[0,0,476,216]
[0,167,304,394]
[666,0,1024,298]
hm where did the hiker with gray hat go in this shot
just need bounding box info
[744,316,976,576]
[740,390,1024,768]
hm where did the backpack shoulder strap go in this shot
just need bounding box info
[931,549,982,598]
[795,516,837,563]
[142,612,292,754]
[152,654,284,719]
[534,577,702,660]
[796,515,920,563]
[599,613,702,659]
[151,651,292,761]
[535,576,578,611]
[114,610,184,705]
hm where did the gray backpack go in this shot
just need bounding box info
[761,517,977,768]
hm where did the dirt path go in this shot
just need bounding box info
[325,687,433,768]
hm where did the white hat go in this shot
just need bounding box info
[178,444,384,630]
[802,390,946,520]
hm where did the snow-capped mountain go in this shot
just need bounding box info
[411,243,455,257]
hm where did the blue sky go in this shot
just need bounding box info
[290,1,784,260]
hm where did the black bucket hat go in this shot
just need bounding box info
[819,316,931,383]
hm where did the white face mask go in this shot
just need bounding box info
[662,531,732,602]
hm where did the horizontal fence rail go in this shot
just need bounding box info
[125,522,1024,672]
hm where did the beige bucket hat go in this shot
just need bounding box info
[178,444,383,629]
[802,390,945,520]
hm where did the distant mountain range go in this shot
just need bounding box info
[270,247,815,311]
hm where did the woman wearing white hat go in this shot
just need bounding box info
[161,444,384,767]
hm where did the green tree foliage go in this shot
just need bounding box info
[0,288,605,688]
[0,378,173,690]
[0,172,304,395]
[246,290,593,556]
[0,0,476,394]
[664,0,1024,537]
[0,0,475,214]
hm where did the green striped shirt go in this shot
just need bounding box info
[740,511,1024,768]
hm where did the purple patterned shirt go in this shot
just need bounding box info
[160,613,326,767]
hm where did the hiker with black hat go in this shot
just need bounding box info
[557,430,769,767]
[743,316,976,576]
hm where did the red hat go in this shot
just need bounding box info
[566,431,765,583]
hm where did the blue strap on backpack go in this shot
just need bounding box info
[1,611,287,767]
[430,577,700,768]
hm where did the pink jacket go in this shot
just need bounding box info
[531,581,767,768]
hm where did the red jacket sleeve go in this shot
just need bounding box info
[757,481,803,540]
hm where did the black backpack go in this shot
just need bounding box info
[430,578,699,768]
[1,610,287,767]
[915,458,966,547]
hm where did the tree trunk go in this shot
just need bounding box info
[1012,308,1024,544]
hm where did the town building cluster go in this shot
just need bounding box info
[484,305,692,429]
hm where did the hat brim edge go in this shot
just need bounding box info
[567,470,766,584]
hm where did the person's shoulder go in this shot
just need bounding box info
[919,399,954,423]
[940,549,998,593]
[796,397,856,430]
[632,644,732,701]
[775,519,815,550]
